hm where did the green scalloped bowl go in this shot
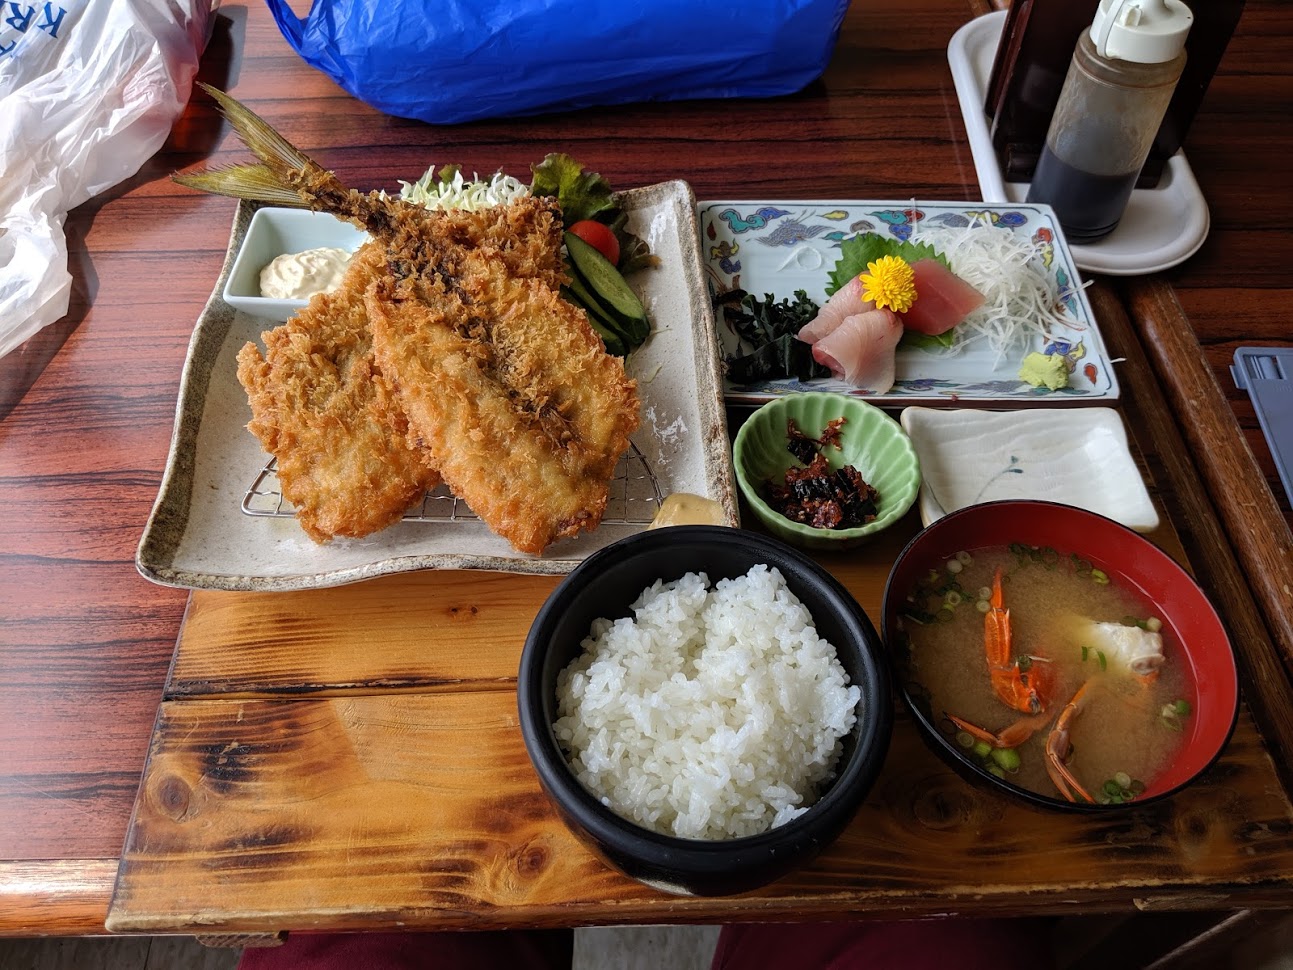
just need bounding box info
[733,393,922,551]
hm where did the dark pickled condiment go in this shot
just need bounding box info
[765,418,880,531]
[1026,0,1193,241]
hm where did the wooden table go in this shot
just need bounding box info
[3,0,1292,949]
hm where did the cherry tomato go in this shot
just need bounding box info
[568,219,620,266]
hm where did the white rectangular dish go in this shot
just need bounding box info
[698,198,1118,407]
[137,181,738,591]
[900,406,1159,533]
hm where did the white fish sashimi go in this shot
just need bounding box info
[796,275,876,344]
[810,308,903,394]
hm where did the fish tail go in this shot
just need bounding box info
[173,84,370,224]
[171,163,310,207]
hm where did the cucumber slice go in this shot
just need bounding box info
[564,231,650,345]
[560,286,627,356]
[565,269,629,337]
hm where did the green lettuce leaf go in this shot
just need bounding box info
[825,233,950,297]
[530,153,616,224]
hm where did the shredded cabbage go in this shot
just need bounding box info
[397,165,530,212]
[911,213,1083,366]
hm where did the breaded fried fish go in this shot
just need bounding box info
[236,243,439,542]
[368,261,640,554]
[176,85,640,553]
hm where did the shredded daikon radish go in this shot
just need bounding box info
[910,212,1081,367]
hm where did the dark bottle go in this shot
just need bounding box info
[1026,0,1192,241]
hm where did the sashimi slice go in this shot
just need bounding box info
[811,308,903,393]
[900,259,986,336]
[797,275,876,344]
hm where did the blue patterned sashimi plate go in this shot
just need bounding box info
[697,199,1118,407]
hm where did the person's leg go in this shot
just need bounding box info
[238,929,574,970]
[711,917,1055,970]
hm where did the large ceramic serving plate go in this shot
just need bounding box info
[137,181,737,591]
[698,199,1119,407]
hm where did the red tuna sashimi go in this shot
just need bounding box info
[797,275,876,344]
[900,259,986,335]
[811,308,903,393]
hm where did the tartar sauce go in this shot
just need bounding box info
[647,493,728,529]
[259,247,353,300]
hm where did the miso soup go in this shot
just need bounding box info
[896,543,1192,804]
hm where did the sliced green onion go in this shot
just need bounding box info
[976,599,991,613]
[1040,546,1060,566]
[991,748,1022,773]
[987,765,1007,779]
[1102,779,1122,797]
[1097,650,1108,671]
[944,591,963,607]
[1081,645,1090,662]
[946,559,964,574]
[1091,568,1109,585]
[955,551,973,565]
[977,587,992,600]
[1129,779,1146,795]
[972,740,993,760]
[936,608,954,624]
[1173,699,1192,716]
[1113,771,1132,790]
[955,731,975,749]
[1146,617,1163,633]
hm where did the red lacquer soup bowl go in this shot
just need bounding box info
[880,500,1239,812]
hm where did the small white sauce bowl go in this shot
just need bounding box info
[223,207,369,321]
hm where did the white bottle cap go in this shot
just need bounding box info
[1090,0,1193,63]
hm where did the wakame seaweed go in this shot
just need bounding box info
[719,289,829,384]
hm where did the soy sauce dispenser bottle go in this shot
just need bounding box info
[1026,0,1194,242]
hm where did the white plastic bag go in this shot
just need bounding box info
[0,0,216,360]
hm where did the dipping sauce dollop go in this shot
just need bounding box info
[259,247,353,300]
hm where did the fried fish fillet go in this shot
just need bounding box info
[236,243,439,542]
[367,251,640,554]
[183,85,641,553]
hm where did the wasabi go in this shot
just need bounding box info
[1018,351,1071,391]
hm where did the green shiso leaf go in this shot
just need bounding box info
[825,232,951,297]
[900,329,957,350]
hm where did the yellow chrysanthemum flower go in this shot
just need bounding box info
[859,255,917,313]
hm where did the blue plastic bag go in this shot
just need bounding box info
[265,0,849,125]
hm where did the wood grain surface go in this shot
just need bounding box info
[107,693,1293,934]
[107,512,1293,932]
[3,0,1292,937]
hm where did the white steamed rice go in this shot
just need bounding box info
[553,564,862,840]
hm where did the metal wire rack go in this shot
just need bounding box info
[241,441,665,525]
